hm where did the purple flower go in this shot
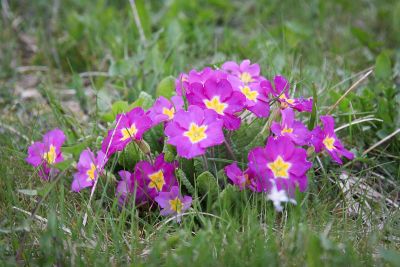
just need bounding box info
[116,170,133,206]
[224,162,269,192]
[26,128,65,180]
[271,108,311,146]
[248,136,312,192]
[165,105,225,159]
[311,115,354,164]
[224,162,252,190]
[154,186,192,221]
[222,59,261,84]
[115,170,147,206]
[263,76,313,112]
[133,153,178,201]
[175,67,225,96]
[147,96,184,126]
[187,79,245,130]
[71,149,108,192]
[101,107,152,156]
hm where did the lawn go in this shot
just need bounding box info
[0,0,399,266]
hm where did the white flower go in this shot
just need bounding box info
[267,181,297,212]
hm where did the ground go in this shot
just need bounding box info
[0,0,399,266]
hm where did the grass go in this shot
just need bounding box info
[1,0,400,266]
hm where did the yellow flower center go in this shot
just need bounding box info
[121,124,138,141]
[240,72,253,83]
[267,156,291,179]
[169,197,183,213]
[281,127,293,134]
[323,136,335,151]
[162,107,175,120]
[204,96,227,115]
[279,94,295,104]
[183,123,208,144]
[148,170,165,191]
[86,163,96,180]
[43,145,56,164]
[241,86,258,101]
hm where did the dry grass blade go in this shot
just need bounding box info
[362,128,400,156]
[327,69,373,114]
[334,116,383,132]
[128,0,146,45]
[13,206,72,235]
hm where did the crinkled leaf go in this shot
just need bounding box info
[375,52,392,80]
[156,76,176,99]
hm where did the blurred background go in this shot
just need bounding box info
[1,0,399,173]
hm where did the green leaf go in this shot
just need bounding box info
[379,248,400,266]
[118,142,145,169]
[129,91,154,110]
[197,171,218,196]
[156,76,176,99]
[214,184,240,210]
[375,52,392,80]
[108,59,135,77]
[176,169,195,195]
[101,101,130,122]
[62,137,95,157]
[308,84,318,130]
[54,159,74,171]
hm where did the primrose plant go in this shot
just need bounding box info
[26,60,354,222]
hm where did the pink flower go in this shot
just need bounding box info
[154,186,192,221]
[25,128,65,180]
[175,67,226,96]
[263,76,313,112]
[147,96,184,126]
[133,153,178,201]
[311,115,354,164]
[165,105,225,159]
[101,107,152,156]
[187,79,245,130]
[222,59,261,84]
[116,170,134,206]
[224,162,252,190]
[71,149,108,192]
[271,108,311,146]
[248,136,312,193]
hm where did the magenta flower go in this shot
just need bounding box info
[26,128,65,180]
[224,162,252,190]
[271,108,311,146]
[175,67,225,96]
[222,59,261,84]
[187,79,245,130]
[116,170,132,206]
[101,107,152,156]
[224,162,269,192]
[248,136,312,192]
[115,170,148,206]
[154,186,192,221]
[71,149,108,192]
[147,96,184,126]
[263,76,313,112]
[133,153,178,201]
[311,115,354,164]
[165,105,225,159]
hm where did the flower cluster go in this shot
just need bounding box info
[25,59,354,218]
